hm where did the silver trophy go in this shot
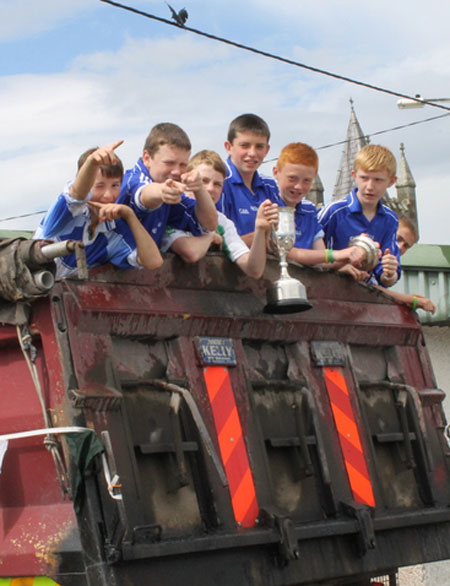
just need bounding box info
[264,207,312,314]
[348,234,379,271]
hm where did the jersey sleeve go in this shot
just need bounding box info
[312,207,325,242]
[317,203,335,248]
[167,195,202,236]
[106,230,141,270]
[220,215,249,262]
[39,182,90,239]
[118,166,152,216]
[160,227,194,253]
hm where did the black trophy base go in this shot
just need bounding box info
[264,298,312,314]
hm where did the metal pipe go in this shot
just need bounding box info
[40,240,83,260]
[32,270,55,291]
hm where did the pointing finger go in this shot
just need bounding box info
[109,139,124,151]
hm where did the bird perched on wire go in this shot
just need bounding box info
[166,2,188,26]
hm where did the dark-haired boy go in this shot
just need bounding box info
[35,141,163,277]
[118,122,217,245]
[218,113,280,246]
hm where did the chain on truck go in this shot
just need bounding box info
[0,236,450,586]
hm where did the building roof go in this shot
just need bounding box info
[0,229,33,240]
[402,244,450,269]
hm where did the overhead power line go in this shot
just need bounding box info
[318,111,450,151]
[0,211,46,223]
[100,0,450,112]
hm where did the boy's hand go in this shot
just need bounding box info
[381,248,398,281]
[347,245,366,267]
[89,201,132,222]
[161,178,184,204]
[255,199,279,232]
[89,140,124,167]
[180,170,203,194]
[416,294,436,314]
[209,231,223,250]
[338,264,370,281]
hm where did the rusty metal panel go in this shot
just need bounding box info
[0,255,450,585]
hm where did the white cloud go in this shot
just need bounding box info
[1,1,450,244]
[0,0,92,42]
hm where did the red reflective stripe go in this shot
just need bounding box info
[323,366,375,507]
[218,406,242,465]
[203,365,258,527]
[232,466,259,527]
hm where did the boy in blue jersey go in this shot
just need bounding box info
[219,113,280,246]
[118,123,217,245]
[375,217,435,313]
[273,142,367,275]
[35,141,163,277]
[318,144,400,287]
[161,150,278,279]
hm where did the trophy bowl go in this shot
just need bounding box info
[264,207,312,314]
[349,234,379,271]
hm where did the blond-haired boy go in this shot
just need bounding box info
[318,144,400,286]
[161,150,278,279]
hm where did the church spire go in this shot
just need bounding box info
[333,98,369,200]
[307,174,324,207]
[396,142,418,229]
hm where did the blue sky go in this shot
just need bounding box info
[2,0,450,243]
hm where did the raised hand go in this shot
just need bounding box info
[160,178,184,204]
[256,199,279,232]
[89,140,124,167]
[381,247,398,280]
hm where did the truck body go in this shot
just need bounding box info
[0,242,450,585]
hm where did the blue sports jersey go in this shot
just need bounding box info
[317,188,401,283]
[34,183,139,277]
[118,158,202,246]
[217,158,281,236]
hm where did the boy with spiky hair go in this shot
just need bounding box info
[162,149,278,279]
[218,113,280,245]
[118,122,217,246]
[318,144,400,286]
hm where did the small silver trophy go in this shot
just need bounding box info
[264,207,312,314]
[348,234,379,271]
